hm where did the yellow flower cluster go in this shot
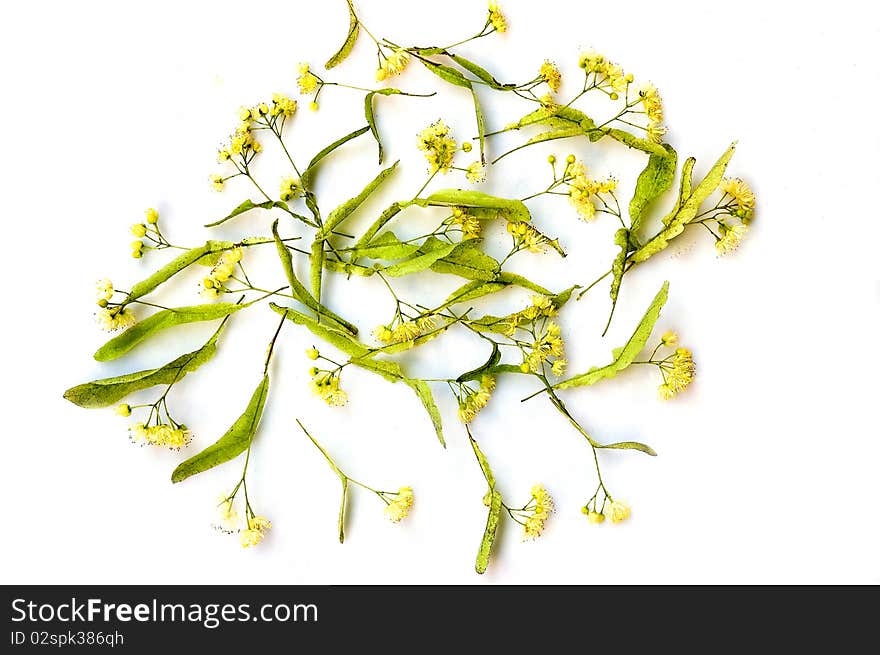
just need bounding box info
[523,484,553,539]
[201,247,242,300]
[297,63,319,94]
[637,82,666,143]
[502,294,558,337]
[280,176,303,202]
[658,347,695,400]
[522,321,566,374]
[451,207,482,239]
[416,120,457,174]
[270,93,298,118]
[97,306,137,331]
[310,371,348,407]
[129,422,190,449]
[583,499,631,524]
[567,160,618,221]
[376,48,410,82]
[240,516,272,548]
[374,315,438,345]
[578,49,630,94]
[721,178,756,221]
[384,487,414,522]
[540,60,562,92]
[488,1,507,32]
[457,374,497,423]
[466,161,486,183]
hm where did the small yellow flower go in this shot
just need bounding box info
[540,60,562,92]
[130,223,147,238]
[297,63,319,94]
[376,48,410,82]
[661,330,678,347]
[306,347,320,360]
[587,510,605,525]
[97,306,137,331]
[279,176,303,202]
[384,487,414,522]
[271,93,298,118]
[465,161,486,184]
[715,223,749,255]
[607,500,631,524]
[210,174,225,192]
[721,178,756,219]
[416,120,457,174]
[523,484,554,539]
[95,278,114,303]
[114,403,131,417]
[309,101,319,112]
[145,208,159,224]
[488,0,507,32]
[239,529,263,547]
[217,496,238,532]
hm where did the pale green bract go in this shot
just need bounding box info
[171,374,270,483]
[555,281,669,390]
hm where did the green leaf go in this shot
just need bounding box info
[272,221,357,335]
[381,240,458,277]
[128,241,232,301]
[94,302,248,362]
[555,281,669,390]
[439,280,509,309]
[422,60,473,89]
[471,86,487,164]
[337,477,349,543]
[301,125,370,189]
[495,272,553,296]
[204,200,290,228]
[349,231,420,261]
[430,239,500,281]
[457,342,501,383]
[476,490,502,575]
[322,258,376,277]
[317,161,399,240]
[598,441,657,456]
[64,322,226,408]
[447,53,514,90]
[629,143,677,235]
[523,125,584,147]
[324,0,359,69]
[608,228,630,321]
[364,88,403,164]
[171,375,269,483]
[309,239,325,301]
[419,189,531,223]
[469,433,496,488]
[404,379,445,447]
[349,201,406,266]
[662,156,696,226]
[271,304,369,359]
[632,143,736,263]
[600,128,668,156]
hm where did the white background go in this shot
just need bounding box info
[2,0,878,584]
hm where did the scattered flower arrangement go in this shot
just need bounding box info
[64,1,756,573]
